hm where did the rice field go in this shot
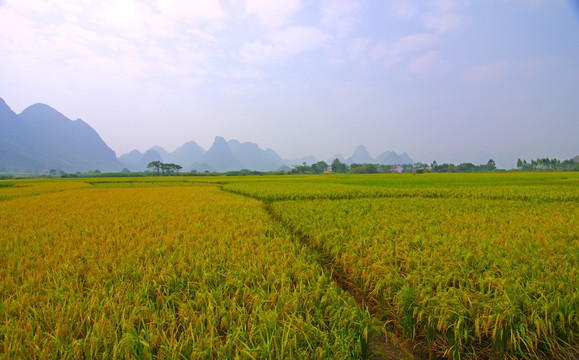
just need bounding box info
[1,173,577,359]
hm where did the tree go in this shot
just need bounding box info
[311,161,328,174]
[350,163,377,174]
[147,161,182,176]
[160,162,169,175]
[291,163,313,174]
[433,163,455,173]
[486,159,496,171]
[165,163,182,175]
[414,162,429,171]
[147,161,162,176]
[457,163,476,172]
[331,158,348,173]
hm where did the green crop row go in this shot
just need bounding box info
[223,176,578,202]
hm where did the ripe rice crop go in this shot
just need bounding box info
[269,182,578,358]
[222,173,578,202]
[1,172,577,359]
[0,179,91,201]
[0,182,373,359]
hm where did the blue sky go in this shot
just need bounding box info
[1,0,578,168]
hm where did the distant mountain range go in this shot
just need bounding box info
[120,138,415,173]
[1,98,415,173]
[120,136,290,172]
[0,98,120,172]
[119,141,205,172]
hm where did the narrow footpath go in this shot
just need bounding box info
[221,185,415,360]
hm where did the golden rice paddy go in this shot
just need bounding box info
[1,173,577,359]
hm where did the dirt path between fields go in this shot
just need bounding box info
[221,185,417,359]
[262,201,414,360]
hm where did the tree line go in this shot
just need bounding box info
[291,158,500,174]
[516,158,578,171]
[146,161,182,176]
[425,159,497,173]
[34,156,579,179]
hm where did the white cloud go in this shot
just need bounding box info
[48,23,105,58]
[221,83,269,95]
[429,0,468,13]
[462,60,513,82]
[348,37,372,62]
[420,0,468,33]
[185,28,219,42]
[242,0,302,28]
[155,0,228,21]
[0,0,228,92]
[363,33,443,73]
[321,0,365,36]
[239,26,330,64]
[389,33,441,56]
[421,12,464,33]
[504,0,564,7]
[370,33,441,63]
[406,50,444,74]
[90,0,152,36]
[386,0,418,19]
[2,0,57,15]
[0,8,36,49]
[229,68,267,80]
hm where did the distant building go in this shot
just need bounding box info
[391,165,404,173]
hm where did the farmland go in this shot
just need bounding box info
[1,173,577,359]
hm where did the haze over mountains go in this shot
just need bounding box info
[0,98,120,173]
[1,98,414,173]
[120,138,414,173]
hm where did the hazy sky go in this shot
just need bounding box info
[1,0,578,168]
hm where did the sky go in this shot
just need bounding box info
[1,0,578,168]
